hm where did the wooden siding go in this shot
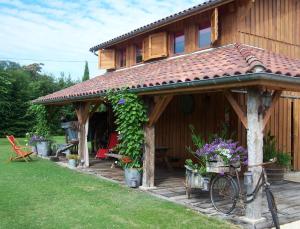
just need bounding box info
[155,93,226,164]
[220,0,300,59]
[155,92,300,170]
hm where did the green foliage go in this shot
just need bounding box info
[185,159,208,176]
[28,104,51,139]
[263,132,277,162]
[186,125,206,167]
[107,89,148,168]
[82,61,89,81]
[263,132,291,167]
[0,60,76,137]
[276,152,292,168]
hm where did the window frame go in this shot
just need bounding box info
[135,43,143,64]
[198,26,212,50]
[173,31,185,54]
[118,48,126,68]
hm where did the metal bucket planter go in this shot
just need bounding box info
[36,141,51,157]
[68,159,77,168]
[185,166,210,198]
[124,168,142,188]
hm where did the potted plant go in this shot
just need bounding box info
[66,154,79,168]
[195,138,248,173]
[28,104,52,157]
[107,89,148,188]
[263,132,291,182]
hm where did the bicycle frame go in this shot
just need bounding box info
[234,167,270,203]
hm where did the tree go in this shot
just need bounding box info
[82,61,89,81]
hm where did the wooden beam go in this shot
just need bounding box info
[89,101,102,117]
[262,90,282,130]
[224,91,248,129]
[148,95,173,127]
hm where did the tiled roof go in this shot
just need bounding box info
[89,0,231,51]
[34,44,300,104]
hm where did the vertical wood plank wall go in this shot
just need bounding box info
[155,92,300,170]
[220,0,300,59]
[155,93,226,162]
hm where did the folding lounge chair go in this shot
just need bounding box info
[95,132,118,159]
[6,135,33,162]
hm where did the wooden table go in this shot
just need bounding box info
[155,146,173,171]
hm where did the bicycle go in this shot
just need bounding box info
[210,158,280,229]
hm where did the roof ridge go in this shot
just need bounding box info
[234,43,266,73]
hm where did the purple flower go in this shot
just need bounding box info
[118,99,126,105]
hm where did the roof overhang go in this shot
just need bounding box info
[89,0,233,52]
[35,73,300,105]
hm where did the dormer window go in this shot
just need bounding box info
[198,26,211,48]
[174,32,185,54]
[135,44,143,64]
[119,48,126,67]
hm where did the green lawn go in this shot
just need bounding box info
[0,137,236,229]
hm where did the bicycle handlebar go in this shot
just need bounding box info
[247,158,277,168]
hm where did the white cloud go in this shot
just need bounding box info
[0,0,204,80]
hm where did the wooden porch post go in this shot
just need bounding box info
[142,125,155,188]
[141,95,173,189]
[75,102,90,167]
[246,89,264,220]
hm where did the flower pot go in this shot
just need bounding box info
[124,168,142,188]
[265,164,285,183]
[31,145,37,154]
[36,141,51,157]
[68,159,77,168]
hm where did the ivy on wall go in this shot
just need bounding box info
[107,89,148,168]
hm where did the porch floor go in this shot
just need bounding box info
[58,158,300,229]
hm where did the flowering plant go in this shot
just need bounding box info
[196,138,248,166]
[25,132,49,146]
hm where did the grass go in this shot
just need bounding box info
[0,137,236,229]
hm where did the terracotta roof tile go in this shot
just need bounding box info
[34,44,300,103]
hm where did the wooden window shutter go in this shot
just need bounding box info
[142,37,150,61]
[98,49,116,70]
[148,32,168,59]
[211,8,219,44]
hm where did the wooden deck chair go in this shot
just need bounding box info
[6,135,34,162]
[95,132,118,159]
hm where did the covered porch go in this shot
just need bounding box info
[34,44,300,225]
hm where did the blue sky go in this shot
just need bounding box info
[0,0,204,80]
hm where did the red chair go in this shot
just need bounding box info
[6,135,33,162]
[95,132,118,159]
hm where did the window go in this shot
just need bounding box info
[174,32,185,54]
[198,27,211,48]
[135,44,143,63]
[119,48,126,67]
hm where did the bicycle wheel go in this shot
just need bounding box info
[210,175,238,214]
[266,187,280,229]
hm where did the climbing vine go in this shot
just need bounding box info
[107,89,148,168]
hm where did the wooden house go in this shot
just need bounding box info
[34,0,300,220]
